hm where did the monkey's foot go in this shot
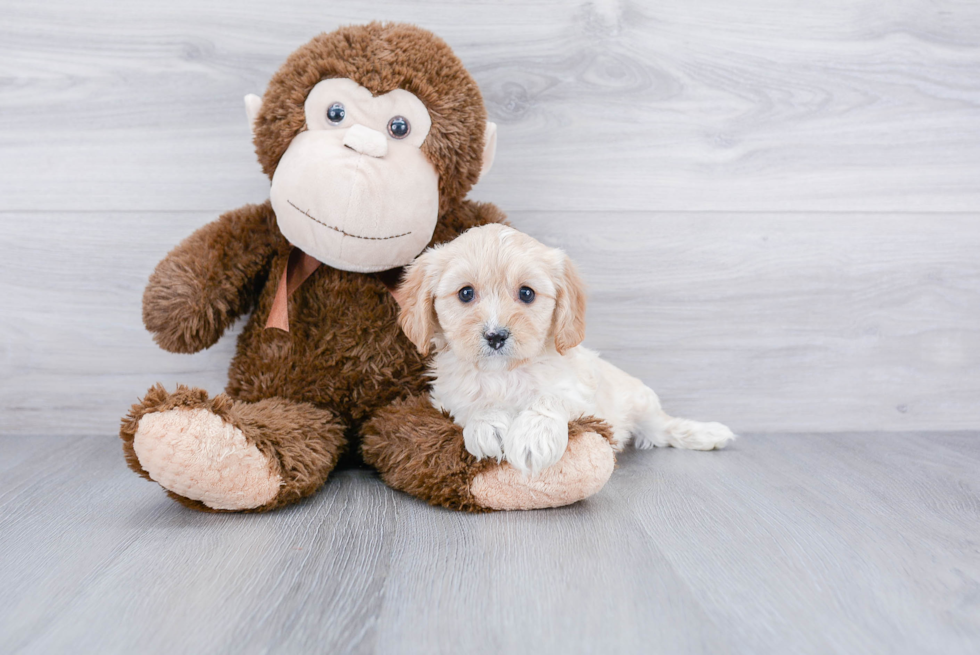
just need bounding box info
[132,407,282,511]
[122,385,347,513]
[469,431,615,510]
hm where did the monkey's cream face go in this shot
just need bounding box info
[270,78,440,273]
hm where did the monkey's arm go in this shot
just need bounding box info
[142,200,281,354]
[361,395,616,512]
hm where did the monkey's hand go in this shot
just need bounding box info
[142,201,280,353]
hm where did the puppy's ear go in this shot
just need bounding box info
[397,252,439,356]
[553,254,587,354]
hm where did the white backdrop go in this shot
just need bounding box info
[2,0,978,435]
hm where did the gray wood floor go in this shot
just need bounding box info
[1,433,978,654]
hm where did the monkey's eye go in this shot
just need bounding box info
[326,102,346,124]
[458,286,475,303]
[387,116,410,139]
[519,287,535,304]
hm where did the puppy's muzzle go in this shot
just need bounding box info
[484,329,510,351]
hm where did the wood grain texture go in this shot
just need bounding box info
[0,0,979,212]
[1,433,978,654]
[2,211,977,435]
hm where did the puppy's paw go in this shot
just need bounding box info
[504,410,569,476]
[463,410,511,462]
[664,419,736,451]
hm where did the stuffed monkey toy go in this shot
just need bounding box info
[120,22,616,512]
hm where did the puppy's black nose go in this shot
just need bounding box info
[484,329,510,351]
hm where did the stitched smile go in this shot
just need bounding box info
[287,200,412,241]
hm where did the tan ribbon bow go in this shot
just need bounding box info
[265,248,322,332]
[265,247,406,332]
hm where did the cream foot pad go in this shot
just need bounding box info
[133,408,282,510]
[470,431,615,510]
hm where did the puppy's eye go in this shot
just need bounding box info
[326,102,346,124]
[458,286,475,303]
[519,286,535,304]
[388,116,410,139]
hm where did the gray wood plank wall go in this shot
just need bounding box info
[2,0,979,435]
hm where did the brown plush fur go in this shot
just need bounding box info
[361,395,495,512]
[130,195,503,511]
[568,416,616,446]
[124,22,611,513]
[143,202,279,354]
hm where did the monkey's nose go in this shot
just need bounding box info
[343,124,388,158]
[484,329,510,351]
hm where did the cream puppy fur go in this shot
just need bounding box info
[398,224,735,475]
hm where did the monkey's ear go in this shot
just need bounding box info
[397,253,440,356]
[244,94,263,135]
[477,121,497,182]
[553,253,588,355]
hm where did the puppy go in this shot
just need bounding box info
[397,224,735,475]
